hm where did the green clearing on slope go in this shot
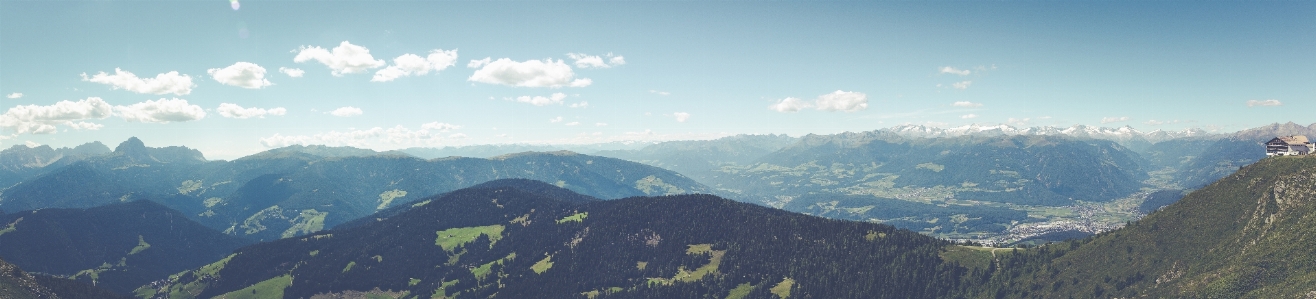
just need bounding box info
[434,225,505,252]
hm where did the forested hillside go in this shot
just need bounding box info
[965,154,1316,298]
[0,200,250,294]
[138,179,975,299]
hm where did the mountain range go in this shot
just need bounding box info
[0,138,709,242]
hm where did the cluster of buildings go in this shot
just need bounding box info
[1266,135,1312,156]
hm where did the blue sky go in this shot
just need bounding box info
[1,1,1313,159]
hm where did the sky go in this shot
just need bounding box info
[1,1,1313,159]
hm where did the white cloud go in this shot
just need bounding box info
[595,122,608,127]
[217,103,286,119]
[951,81,972,90]
[549,116,564,123]
[1246,99,1282,107]
[1007,117,1030,126]
[81,68,194,95]
[814,90,868,112]
[513,93,567,106]
[567,53,626,69]
[570,101,589,108]
[261,128,384,148]
[421,122,461,132]
[952,101,983,107]
[769,91,869,113]
[330,106,363,117]
[24,141,39,147]
[940,66,971,76]
[568,53,608,68]
[5,93,21,99]
[565,122,580,126]
[0,97,113,134]
[66,121,104,130]
[649,90,670,96]
[293,41,386,76]
[467,57,491,68]
[1100,116,1130,124]
[961,114,978,119]
[115,98,207,123]
[768,97,811,113]
[673,112,691,123]
[468,58,590,88]
[1145,119,1181,126]
[208,62,273,89]
[569,78,593,87]
[279,67,305,78]
[372,49,459,82]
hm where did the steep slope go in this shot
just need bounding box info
[0,257,129,299]
[1175,122,1316,188]
[0,200,252,295]
[981,155,1316,298]
[139,179,970,299]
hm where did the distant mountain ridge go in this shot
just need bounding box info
[0,138,710,242]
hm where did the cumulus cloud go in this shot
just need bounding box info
[814,90,868,112]
[673,112,691,123]
[768,97,811,113]
[468,58,591,88]
[951,81,972,90]
[208,62,273,89]
[570,101,589,108]
[0,97,113,134]
[81,68,194,95]
[1008,117,1030,126]
[940,66,971,76]
[649,90,670,96]
[279,67,305,78]
[421,122,460,132]
[1100,116,1130,124]
[293,41,386,76]
[549,116,564,123]
[567,53,626,69]
[513,93,567,106]
[5,93,21,99]
[952,101,983,107]
[565,121,580,126]
[769,91,869,113]
[595,122,608,127]
[330,106,363,117]
[961,114,978,119]
[372,49,459,82]
[1145,119,1181,126]
[217,103,286,119]
[115,98,207,123]
[467,57,491,68]
[1246,99,1282,107]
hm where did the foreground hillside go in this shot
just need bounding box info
[0,138,708,241]
[0,257,129,299]
[976,155,1316,298]
[138,179,971,299]
[0,201,251,294]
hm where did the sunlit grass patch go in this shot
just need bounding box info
[434,225,505,251]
